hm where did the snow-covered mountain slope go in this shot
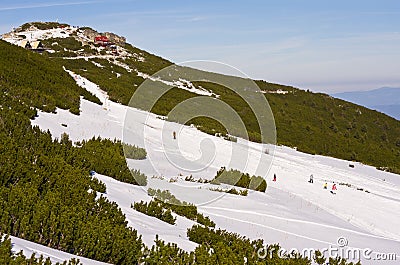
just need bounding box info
[27,72,400,264]
[93,174,198,252]
[10,236,110,265]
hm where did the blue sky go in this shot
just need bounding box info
[1,0,400,92]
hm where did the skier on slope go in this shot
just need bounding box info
[173,131,176,140]
[323,182,328,189]
[308,174,314,183]
[273,174,277,182]
[330,182,337,194]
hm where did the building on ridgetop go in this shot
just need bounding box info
[94,35,110,46]
[18,40,32,49]
[12,39,44,52]
[30,41,45,52]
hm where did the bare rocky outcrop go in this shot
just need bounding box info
[103,32,126,46]
[79,28,126,46]
[79,28,98,41]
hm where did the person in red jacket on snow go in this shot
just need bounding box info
[330,182,337,194]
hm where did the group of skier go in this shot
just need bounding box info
[312,174,338,194]
[172,129,340,195]
[172,129,340,194]
[272,173,338,194]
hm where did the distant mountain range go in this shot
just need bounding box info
[333,87,400,120]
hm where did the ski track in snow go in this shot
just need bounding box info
[200,205,390,239]
[24,72,400,264]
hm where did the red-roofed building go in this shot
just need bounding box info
[94,36,110,46]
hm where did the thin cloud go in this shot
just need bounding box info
[0,1,102,11]
[177,16,208,22]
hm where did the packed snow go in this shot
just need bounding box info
[110,59,133,72]
[3,26,75,44]
[26,74,400,264]
[10,236,110,265]
[91,60,104,68]
[135,70,217,97]
[94,174,198,252]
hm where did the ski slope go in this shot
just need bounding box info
[10,236,109,265]
[27,73,400,264]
